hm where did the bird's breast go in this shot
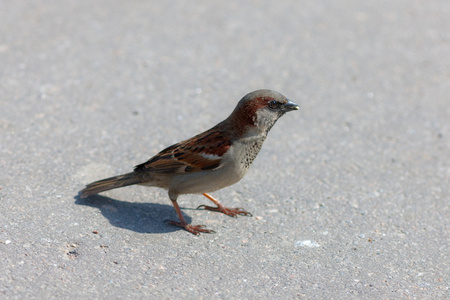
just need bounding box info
[167,135,266,195]
[232,134,267,170]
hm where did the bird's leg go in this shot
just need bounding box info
[197,193,252,217]
[168,192,215,235]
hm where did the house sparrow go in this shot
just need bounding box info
[80,89,299,234]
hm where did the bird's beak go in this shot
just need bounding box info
[282,99,300,112]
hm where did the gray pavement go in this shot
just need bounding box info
[1,0,449,298]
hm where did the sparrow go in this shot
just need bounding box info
[80,89,299,235]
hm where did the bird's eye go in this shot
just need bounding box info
[268,100,279,109]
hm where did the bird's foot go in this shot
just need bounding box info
[197,204,252,217]
[168,220,215,235]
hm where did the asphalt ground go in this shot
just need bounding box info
[1,1,449,298]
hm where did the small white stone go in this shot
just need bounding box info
[295,240,320,248]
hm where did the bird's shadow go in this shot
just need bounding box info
[74,193,192,234]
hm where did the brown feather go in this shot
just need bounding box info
[134,124,231,175]
[80,172,141,198]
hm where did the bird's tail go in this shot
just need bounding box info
[80,172,141,198]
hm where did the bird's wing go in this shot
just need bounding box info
[134,126,231,175]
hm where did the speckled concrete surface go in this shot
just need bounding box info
[1,1,448,298]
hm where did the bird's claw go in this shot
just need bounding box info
[168,220,215,235]
[197,205,252,217]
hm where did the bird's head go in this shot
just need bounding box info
[228,89,299,136]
